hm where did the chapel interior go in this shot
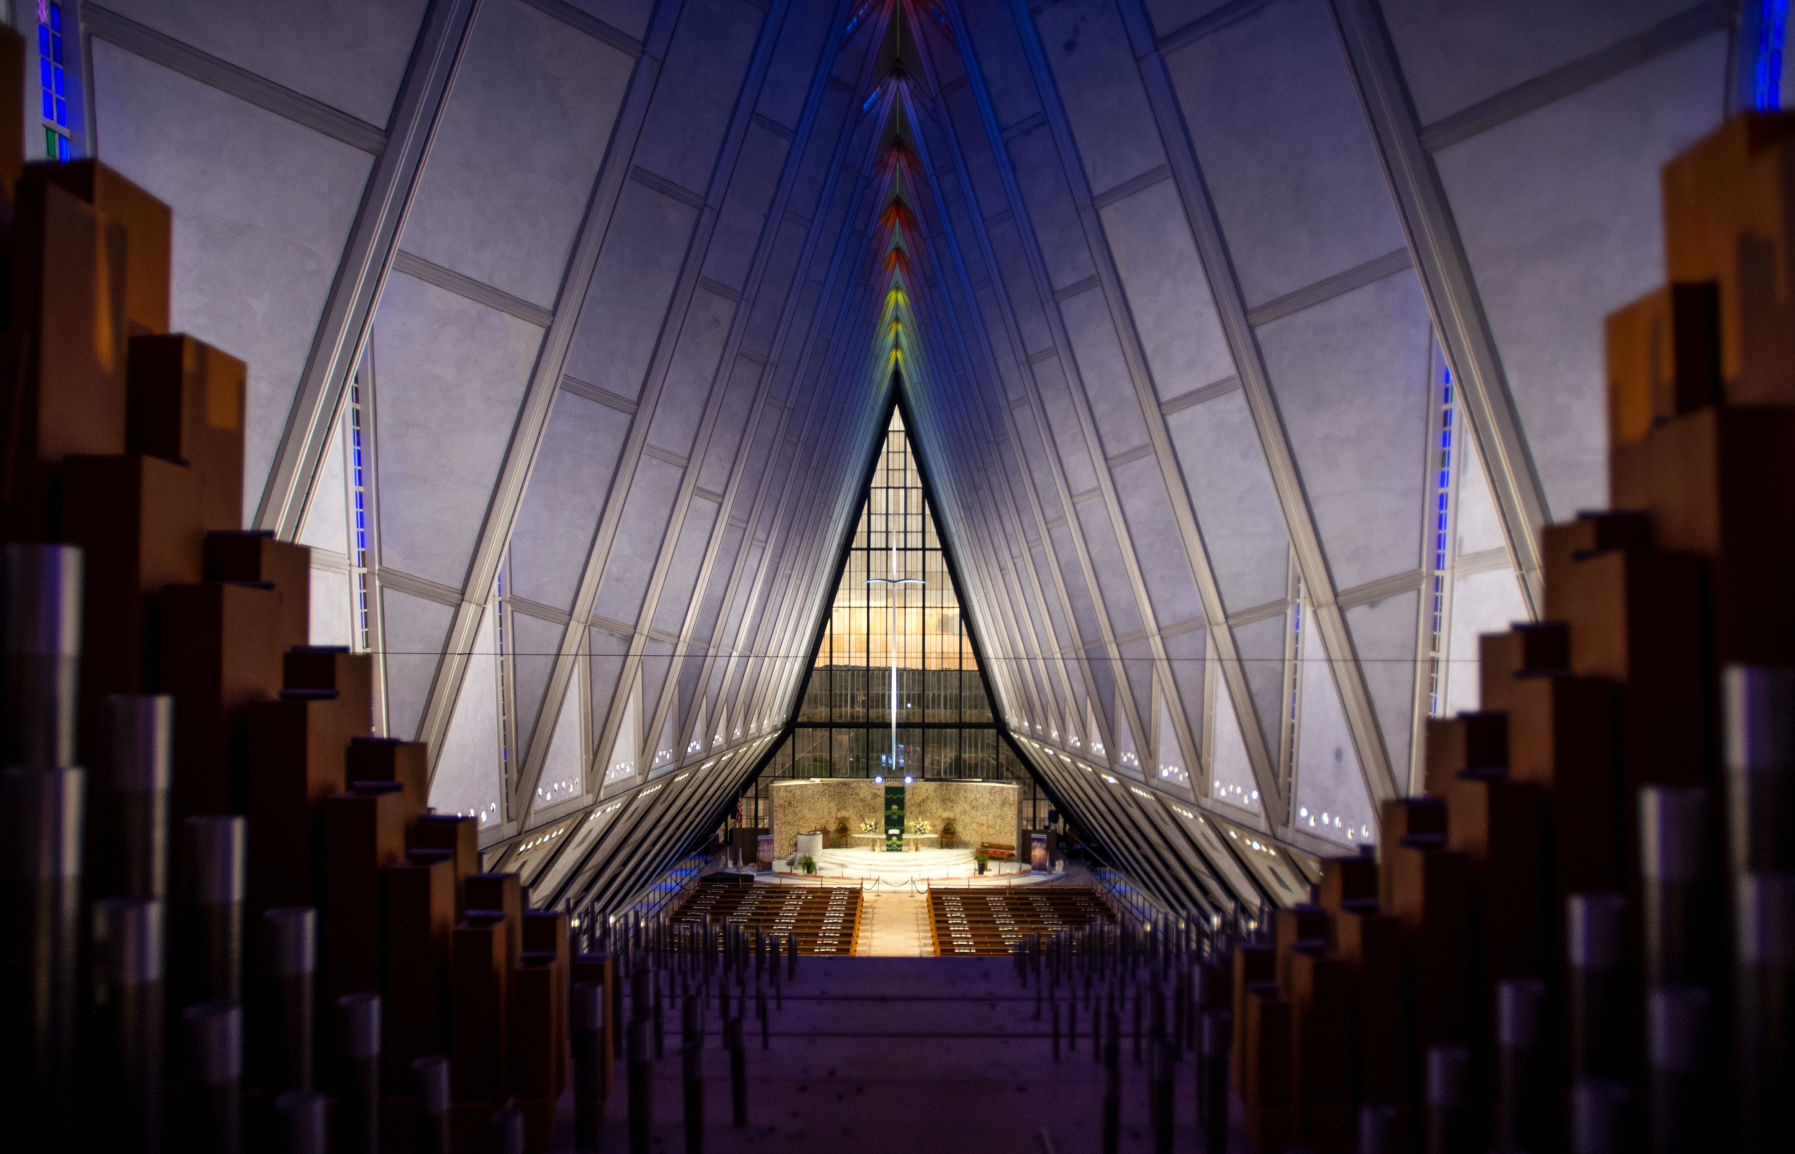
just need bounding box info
[1,0,1791,1151]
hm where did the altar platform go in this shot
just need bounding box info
[766,846,1045,887]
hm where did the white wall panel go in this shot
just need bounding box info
[1380,0,1702,124]
[1163,391,1289,611]
[431,606,503,826]
[1435,34,1726,519]
[509,392,630,611]
[1233,612,1288,760]
[298,422,350,557]
[646,289,737,457]
[1292,618,1373,846]
[509,611,566,753]
[1445,568,1527,716]
[1111,456,1203,625]
[701,122,790,292]
[634,0,765,193]
[1257,271,1430,590]
[1006,121,1095,291]
[1208,674,1260,812]
[380,588,456,739]
[100,0,428,125]
[1073,495,1144,637]
[1058,288,1152,458]
[1099,178,1235,401]
[1454,422,1507,556]
[91,43,372,509]
[1033,0,1167,193]
[1346,589,1420,783]
[534,671,585,811]
[564,182,701,398]
[402,0,633,306]
[1031,357,1101,493]
[308,567,353,647]
[372,273,542,588]
[650,497,721,635]
[1164,0,1405,306]
[591,457,686,624]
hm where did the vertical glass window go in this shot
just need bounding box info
[37,1,72,161]
[767,408,1014,785]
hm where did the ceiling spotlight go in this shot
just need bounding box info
[874,775,884,784]
[903,775,913,784]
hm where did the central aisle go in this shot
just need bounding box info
[574,957,1251,1153]
[854,890,931,955]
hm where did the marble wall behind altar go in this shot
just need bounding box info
[769,779,1020,858]
[907,781,1019,852]
[770,779,880,857]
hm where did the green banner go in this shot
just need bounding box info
[884,785,905,853]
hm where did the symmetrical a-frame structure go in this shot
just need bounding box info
[74,0,1741,917]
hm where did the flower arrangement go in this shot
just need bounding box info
[859,817,877,833]
[911,818,932,835]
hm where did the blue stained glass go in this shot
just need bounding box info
[50,4,61,33]
[41,92,53,120]
[40,59,50,88]
[53,65,63,96]
[38,26,49,54]
[1755,0,1789,109]
[52,36,62,66]
[55,98,66,127]
[57,135,68,161]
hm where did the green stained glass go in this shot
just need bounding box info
[45,127,57,158]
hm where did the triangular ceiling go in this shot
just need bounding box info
[83,0,1736,913]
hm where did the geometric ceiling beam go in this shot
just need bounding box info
[1107,0,1403,813]
[502,0,794,812]
[578,0,844,807]
[424,0,689,796]
[710,130,899,733]
[971,2,1242,815]
[1327,0,1547,615]
[576,0,874,832]
[553,0,826,817]
[896,196,1075,748]
[256,0,483,537]
[897,89,1108,763]
[893,81,1094,748]
[934,4,1229,815]
[694,165,894,765]
[714,129,907,741]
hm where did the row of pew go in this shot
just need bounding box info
[670,875,862,955]
[928,887,1111,955]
